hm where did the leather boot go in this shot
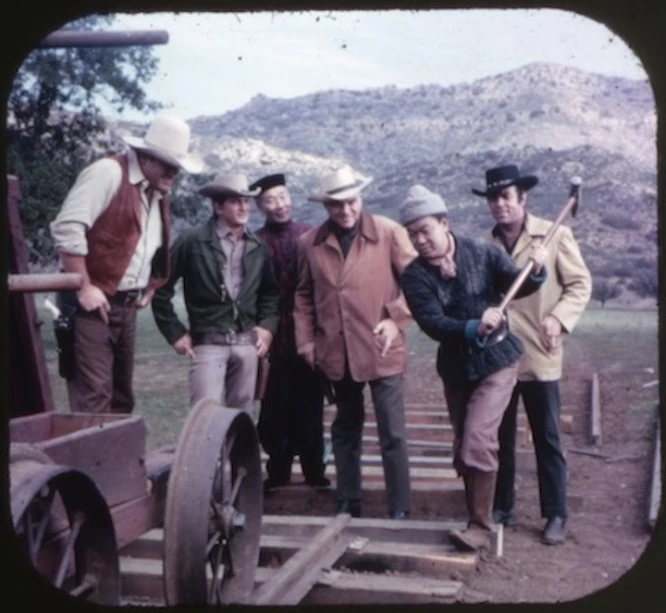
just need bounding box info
[450,469,496,552]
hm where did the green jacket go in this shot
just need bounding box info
[152,218,280,346]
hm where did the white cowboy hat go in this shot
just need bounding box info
[308,165,373,202]
[198,173,261,199]
[123,113,203,174]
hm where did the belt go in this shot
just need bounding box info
[192,330,256,346]
[107,290,141,307]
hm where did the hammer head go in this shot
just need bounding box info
[569,176,582,217]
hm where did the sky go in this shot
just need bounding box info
[53,8,650,123]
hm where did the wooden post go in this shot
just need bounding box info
[590,373,602,446]
[647,417,661,531]
[6,175,55,415]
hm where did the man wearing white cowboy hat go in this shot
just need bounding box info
[152,173,279,413]
[50,113,203,414]
[294,165,416,519]
[474,163,591,546]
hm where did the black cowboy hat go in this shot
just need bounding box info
[471,164,539,197]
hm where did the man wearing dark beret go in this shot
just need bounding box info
[251,173,330,494]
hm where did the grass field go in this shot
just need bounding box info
[34,290,659,451]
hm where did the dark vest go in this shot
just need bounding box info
[85,153,171,295]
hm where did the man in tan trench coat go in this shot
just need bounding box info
[294,166,417,519]
[474,164,592,545]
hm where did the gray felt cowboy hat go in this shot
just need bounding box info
[308,166,373,202]
[471,164,539,197]
[198,173,261,199]
[123,113,203,174]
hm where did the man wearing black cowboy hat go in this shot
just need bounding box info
[474,164,592,545]
[250,173,330,494]
[151,173,279,413]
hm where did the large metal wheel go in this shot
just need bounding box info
[163,398,263,605]
[9,443,121,604]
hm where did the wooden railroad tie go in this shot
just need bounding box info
[118,514,503,605]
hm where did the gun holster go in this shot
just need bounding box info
[55,292,77,380]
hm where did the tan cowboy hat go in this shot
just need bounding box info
[198,173,261,199]
[123,113,203,173]
[308,165,373,202]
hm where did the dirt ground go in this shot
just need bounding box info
[301,336,664,606]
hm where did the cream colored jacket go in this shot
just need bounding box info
[488,213,592,381]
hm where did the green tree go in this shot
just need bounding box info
[591,276,622,308]
[6,13,163,266]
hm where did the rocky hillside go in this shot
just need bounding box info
[106,61,657,301]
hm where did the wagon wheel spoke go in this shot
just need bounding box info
[70,574,98,599]
[207,535,226,603]
[22,485,57,562]
[227,467,247,507]
[54,512,86,588]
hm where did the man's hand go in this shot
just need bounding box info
[373,318,399,358]
[297,341,315,369]
[477,307,505,337]
[135,287,155,309]
[173,333,196,359]
[529,241,547,274]
[254,326,273,358]
[541,315,562,352]
[77,284,110,325]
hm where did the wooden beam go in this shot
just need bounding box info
[251,514,352,605]
[8,273,83,293]
[648,418,661,530]
[590,372,602,446]
[259,534,477,578]
[303,570,463,605]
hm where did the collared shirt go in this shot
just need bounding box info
[328,219,359,259]
[49,147,163,291]
[215,221,249,300]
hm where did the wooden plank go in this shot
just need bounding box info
[110,493,164,550]
[120,557,463,606]
[261,452,453,467]
[290,463,459,481]
[261,515,502,553]
[259,534,477,577]
[36,415,148,508]
[303,570,463,605]
[48,413,128,438]
[251,514,352,605]
[590,372,602,446]
[120,557,274,603]
[9,413,53,444]
[648,418,661,530]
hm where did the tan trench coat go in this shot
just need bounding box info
[489,213,592,381]
[294,212,417,382]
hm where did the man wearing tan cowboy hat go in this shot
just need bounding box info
[50,113,203,414]
[151,173,279,413]
[294,165,416,519]
[474,164,591,546]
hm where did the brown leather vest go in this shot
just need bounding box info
[85,153,171,295]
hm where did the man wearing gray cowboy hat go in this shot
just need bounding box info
[398,183,548,552]
[50,113,203,414]
[151,173,279,413]
[294,165,416,519]
[474,164,591,545]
